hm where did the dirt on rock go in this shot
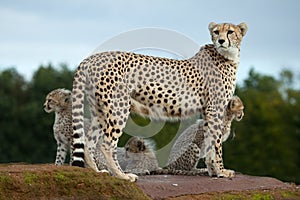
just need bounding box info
[0,163,299,200]
[137,173,297,200]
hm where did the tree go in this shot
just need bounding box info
[1,65,300,184]
[0,64,74,163]
[224,68,300,183]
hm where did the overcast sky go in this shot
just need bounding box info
[1,0,299,84]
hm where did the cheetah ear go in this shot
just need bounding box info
[228,99,234,110]
[208,22,217,31]
[238,22,248,36]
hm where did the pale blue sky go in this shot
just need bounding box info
[1,0,300,84]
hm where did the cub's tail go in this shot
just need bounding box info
[150,168,208,176]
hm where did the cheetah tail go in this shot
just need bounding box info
[71,64,87,168]
[150,168,208,176]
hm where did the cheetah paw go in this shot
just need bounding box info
[217,169,235,178]
[115,173,138,182]
[99,169,110,174]
[126,173,138,182]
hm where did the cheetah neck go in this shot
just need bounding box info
[217,46,240,64]
[190,44,239,69]
[55,104,72,124]
[221,113,235,142]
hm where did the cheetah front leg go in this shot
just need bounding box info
[208,143,234,178]
[55,142,68,165]
[204,112,235,178]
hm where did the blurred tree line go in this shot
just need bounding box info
[0,64,299,184]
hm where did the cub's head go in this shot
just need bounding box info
[227,95,244,121]
[125,136,156,155]
[209,22,248,62]
[43,88,71,113]
[125,137,146,153]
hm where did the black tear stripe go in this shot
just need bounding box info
[227,33,232,47]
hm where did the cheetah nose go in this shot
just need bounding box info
[137,141,145,151]
[218,39,225,45]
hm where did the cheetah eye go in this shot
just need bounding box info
[213,30,219,35]
[227,30,234,34]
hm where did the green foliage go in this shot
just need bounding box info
[0,64,74,164]
[224,68,300,183]
[0,65,300,184]
[24,172,38,186]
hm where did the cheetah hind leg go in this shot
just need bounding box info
[93,109,137,181]
[101,140,138,182]
[96,85,137,182]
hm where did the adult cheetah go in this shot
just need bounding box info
[71,22,248,181]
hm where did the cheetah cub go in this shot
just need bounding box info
[166,96,244,175]
[94,136,160,175]
[120,137,161,175]
[43,89,158,172]
[44,88,90,165]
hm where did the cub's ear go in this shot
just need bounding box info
[238,22,248,36]
[227,99,234,110]
[208,22,217,31]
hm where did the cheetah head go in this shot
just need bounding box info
[209,22,248,63]
[227,95,244,121]
[43,88,71,113]
[125,137,146,153]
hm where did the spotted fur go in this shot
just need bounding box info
[44,88,90,165]
[44,88,73,165]
[92,136,160,175]
[119,137,160,175]
[165,96,244,175]
[43,90,155,174]
[71,22,248,181]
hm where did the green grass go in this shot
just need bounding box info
[0,166,151,200]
